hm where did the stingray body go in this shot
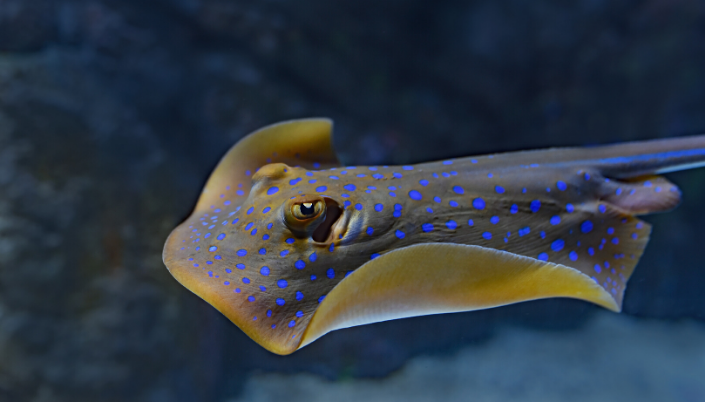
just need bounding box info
[163,119,705,355]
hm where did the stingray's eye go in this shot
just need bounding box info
[284,196,342,241]
[284,196,327,238]
[293,201,324,220]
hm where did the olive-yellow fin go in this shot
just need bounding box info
[299,243,619,350]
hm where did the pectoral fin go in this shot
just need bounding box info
[299,243,617,349]
[194,118,340,212]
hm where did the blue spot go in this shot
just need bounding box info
[237,249,247,257]
[395,230,406,239]
[329,176,339,180]
[422,223,434,232]
[277,279,288,288]
[599,205,607,213]
[557,181,567,191]
[216,233,226,241]
[393,211,401,218]
[289,178,301,185]
[569,251,578,261]
[612,238,620,244]
[286,238,295,244]
[551,239,565,252]
[473,198,486,210]
[260,266,270,276]
[248,296,255,302]
[327,268,335,279]
[247,207,254,215]
[250,229,257,236]
[259,248,266,255]
[393,172,402,179]
[442,172,450,177]
[607,227,615,235]
[449,200,459,207]
[344,200,351,208]
[262,234,270,240]
[242,277,251,284]
[389,192,397,197]
[373,174,385,179]
[267,223,273,230]
[409,190,423,200]
[426,207,433,213]
[388,186,397,191]
[594,264,602,274]
[236,263,245,270]
[316,186,327,192]
[267,187,279,195]
[495,186,505,194]
[318,296,326,303]
[374,203,384,212]
[296,291,304,301]
[309,179,317,184]
[214,255,222,260]
[446,220,458,230]
[550,216,561,225]
[453,186,464,194]
[468,219,474,226]
[369,167,378,171]
[267,310,272,317]
[367,227,374,235]
[566,203,575,213]
[482,232,492,240]
[395,203,402,211]
[581,221,593,233]
[344,184,356,191]
[518,227,530,237]
[295,260,306,270]
[510,204,518,214]
[355,203,363,210]
[490,216,500,225]
[434,196,441,203]
[419,179,429,186]
[329,243,335,252]
[443,160,453,165]
[538,253,549,261]
[371,253,380,259]
[262,207,271,214]
[310,252,317,262]
[403,166,414,170]
[276,298,285,306]
[209,246,217,252]
[588,247,595,256]
[296,310,304,317]
[530,200,541,213]
[310,275,317,281]
[280,250,289,257]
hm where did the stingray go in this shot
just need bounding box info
[163,119,705,355]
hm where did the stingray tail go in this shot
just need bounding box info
[575,134,705,216]
[584,134,705,178]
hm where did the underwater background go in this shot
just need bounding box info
[1,1,705,401]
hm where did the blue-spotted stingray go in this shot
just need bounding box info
[163,119,705,355]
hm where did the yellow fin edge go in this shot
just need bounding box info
[298,243,618,350]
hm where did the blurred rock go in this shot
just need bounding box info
[233,313,705,402]
[0,0,703,401]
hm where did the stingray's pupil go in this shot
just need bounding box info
[301,203,315,216]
